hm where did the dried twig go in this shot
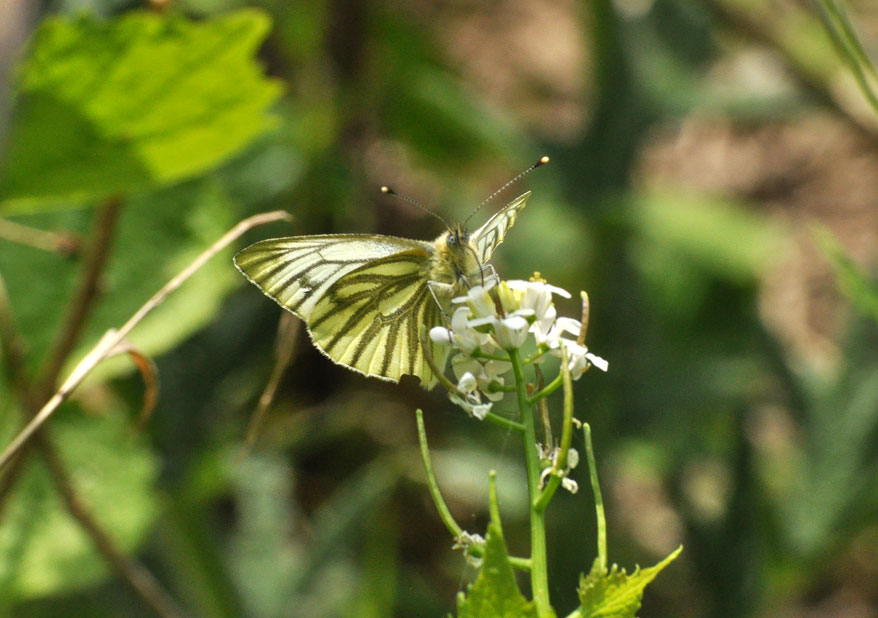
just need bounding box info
[246,312,300,445]
[0,210,292,470]
[0,217,79,255]
[37,197,122,396]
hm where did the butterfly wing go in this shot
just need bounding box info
[234,234,428,320]
[307,251,447,387]
[234,234,444,387]
[471,191,531,263]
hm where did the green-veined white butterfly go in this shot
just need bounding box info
[234,157,547,388]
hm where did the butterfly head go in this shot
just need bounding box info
[432,223,481,288]
[444,225,470,251]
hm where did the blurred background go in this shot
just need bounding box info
[0,0,877,617]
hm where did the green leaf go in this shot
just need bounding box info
[0,9,281,212]
[813,225,878,323]
[577,547,682,618]
[0,400,159,600]
[456,522,538,618]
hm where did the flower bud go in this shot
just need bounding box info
[494,315,529,350]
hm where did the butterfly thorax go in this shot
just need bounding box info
[428,225,482,292]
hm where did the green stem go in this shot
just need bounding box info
[509,349,552,617]
[509,556,533,572]
[471,350,512,362]
[584,423,607,572]
[534,346,575,513]
[417,410,530,570]
[528,372,563,404]
[415,410,463,539]
[523,345,550,365]
[489,382,518,393]
[483,412,525,432]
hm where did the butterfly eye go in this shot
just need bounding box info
[446,234,457,247]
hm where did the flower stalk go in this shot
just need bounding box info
[584,422,607,572]
[418,277,608,616]
[510,347,552,615]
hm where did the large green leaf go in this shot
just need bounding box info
[577,547,682,618]
[0,397,159,600]
[0,9,281,212]
[456,522,538,618]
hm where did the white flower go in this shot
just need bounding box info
[494,315,529,350]
[504,280,574,347]
[453,531,486,568]
[452,356,511,402]
[457,371,478,395]
[433,276,607,416]
[538,445,580,493]
[449,392,492,420]
[429,326,454,345]
[456,284,497,318]
[554,339,608,379]
[449,370,493,419]
[438,306,495,355]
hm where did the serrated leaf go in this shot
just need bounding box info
[0,398,159,600]
[0,9,281,212]
[577,547,682,618]
[456,522,538,618]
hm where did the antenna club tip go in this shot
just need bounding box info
[539,155,550,165]
[381,186,391,194]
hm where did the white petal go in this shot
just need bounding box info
[495,315,529,350]
[566,448,579,470]
[586,353,609,372]
[429,326,454,345]
[452,356,484,381]
[468,316,497,331]
[457,372,478,394]
[467,286,496,318]
[546,284,572,299]
[484,360,512,378]
[555,317,582,336]
[471,402,492,420]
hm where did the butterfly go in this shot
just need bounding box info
[234,161,546,388]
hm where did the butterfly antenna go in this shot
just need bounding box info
[464,155,550,224]
[381,186,450,228]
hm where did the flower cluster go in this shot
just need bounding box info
[430,278,608,419]
[452,531,486,567]
[539,443,580,494]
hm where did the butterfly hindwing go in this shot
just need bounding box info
[472,191,531,263]
[234,235,429,319]
[307,250,446,387]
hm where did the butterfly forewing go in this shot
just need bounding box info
[307,250,446,387]
[472,191,531,263]
[234,190,530,388]
[234,235,428,319]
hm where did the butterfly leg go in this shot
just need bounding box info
[480,263,499,286]
[427,281,455,326]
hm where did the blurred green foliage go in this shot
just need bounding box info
[0,10,281,209]
[0,1,876,617]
